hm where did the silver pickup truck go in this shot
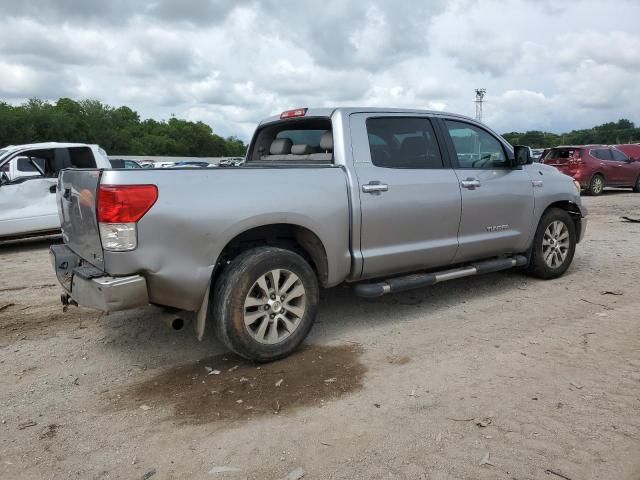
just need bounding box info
[50,107,587,361]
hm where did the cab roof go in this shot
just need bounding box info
[1,142,98,152]
[258,107,476,126]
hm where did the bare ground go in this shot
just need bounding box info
[1,191,639,480]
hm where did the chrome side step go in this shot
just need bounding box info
[353,255,528,298]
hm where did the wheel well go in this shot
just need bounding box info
[545,201,582,239]
[215,224,329,286]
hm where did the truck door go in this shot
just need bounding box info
[0,148,68,238]
[350,114,462,279]
[439,119,535,263]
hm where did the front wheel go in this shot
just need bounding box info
[526,208,576,279]
[212,247,319,362]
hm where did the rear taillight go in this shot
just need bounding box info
[97,185,158,251]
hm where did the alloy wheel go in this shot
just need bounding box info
[592,176,603,194]
[243,269,306,344]
[542,220,570,268]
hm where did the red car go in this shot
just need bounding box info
[541,145,640,195]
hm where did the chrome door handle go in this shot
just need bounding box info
[362,182,389,194]
[460,179,481,189]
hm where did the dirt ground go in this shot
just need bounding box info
[1,191,639,480]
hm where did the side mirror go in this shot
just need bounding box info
[0,170,9,186]
[513,145,532,167]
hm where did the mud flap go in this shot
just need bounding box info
[195,283,210,341]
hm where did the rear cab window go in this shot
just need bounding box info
[247,118,333,165]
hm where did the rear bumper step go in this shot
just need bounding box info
[353,255,528,298]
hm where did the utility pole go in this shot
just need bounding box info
[475,88,486,122]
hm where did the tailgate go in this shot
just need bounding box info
[58,169,104,270]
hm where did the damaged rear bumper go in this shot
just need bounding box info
[50,244,148,312]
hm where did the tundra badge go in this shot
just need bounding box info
[486,224,510,232]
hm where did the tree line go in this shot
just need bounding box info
[502,119,640,148]
[0,98,247,157]
[2,98,637,154]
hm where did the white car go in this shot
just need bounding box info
[0,142,111,240]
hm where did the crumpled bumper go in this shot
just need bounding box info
[50,244,148,312]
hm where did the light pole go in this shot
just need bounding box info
[475,88,486,122]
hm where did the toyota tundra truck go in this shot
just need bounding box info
[50,108,587,361]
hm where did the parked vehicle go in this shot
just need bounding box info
[541,145,640,195]
[530,148,545,162]
[109,159,142,169]
[218,157,245,167]
[173,161,211,168]
[0,143,111,240]
[50,108,587,361]
[614,144,640,162]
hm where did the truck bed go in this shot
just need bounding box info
[57,166,352,311]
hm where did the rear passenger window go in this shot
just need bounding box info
[591,149,612,160]
[68,147,96,168]
[365,117,443,169]
[445,120,508,168]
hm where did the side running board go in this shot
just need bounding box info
[353,255,528,298]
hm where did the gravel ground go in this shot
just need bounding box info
[1,191,639,480]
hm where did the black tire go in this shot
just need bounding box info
[633,175,640,193]
[587,173,604,196]
[211,246,319,362]
[526,208,576,279]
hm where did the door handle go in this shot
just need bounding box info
[460,179,481,189]
[362,182,389,194]
[49,185,57,194]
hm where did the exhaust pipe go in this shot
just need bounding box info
[160,309,190,331]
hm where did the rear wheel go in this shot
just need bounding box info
[526,208,576,279]
[212,246,319,362]
[587,174,604,196]
[633,175,640,193]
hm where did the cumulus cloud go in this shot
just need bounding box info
[0,0,639,140]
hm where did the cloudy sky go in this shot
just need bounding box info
[1,0,639,140]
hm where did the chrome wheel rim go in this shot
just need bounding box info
[542,220,570,269]
[243,269,306,344]
[592,176,603,194]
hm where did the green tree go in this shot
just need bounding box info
[503,119,640,147]
[0,98,247,157]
